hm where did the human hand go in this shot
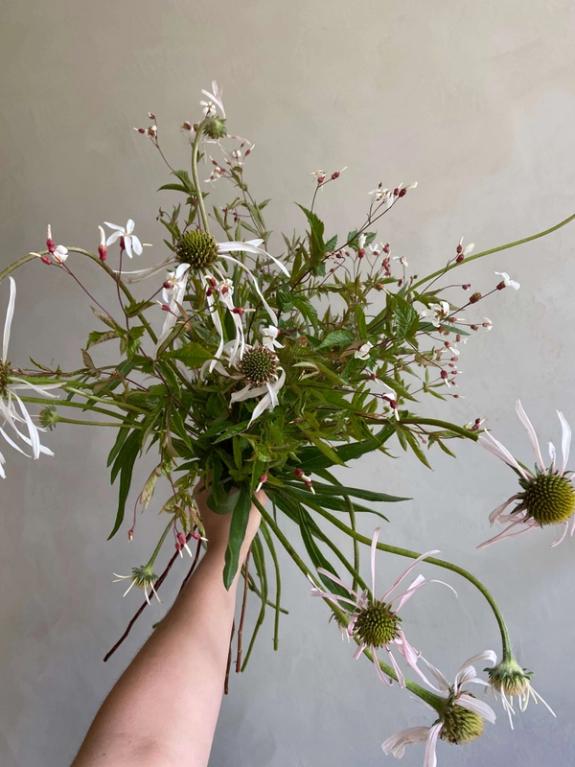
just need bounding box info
[194,483,265,559]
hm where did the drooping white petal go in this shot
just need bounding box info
[457,693,496,724]
[479,431,529,480]
[123,236,133,259]
[219,240,290,276]
[423,722,442,767]
[382,726,430,759]
[219,254,278,324]
[131,236,143,257]
[381,549,440,602]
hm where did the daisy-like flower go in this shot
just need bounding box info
[113,564,160,604]
[487,656,555,728]
[0,277,57,477]
[104,219,144,259]
[478,400,575,548]
[495,271,520,290]
[311,528,453,688]
[382,651,497,766]
[229,325,286,425]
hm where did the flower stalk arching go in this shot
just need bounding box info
[310,506,513,661]
[252,496,446,712]
[413,211,575,292]
[191,121,210,233]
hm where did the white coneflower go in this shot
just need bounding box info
[382,651,496,766]
[230,332,286,425]
[487,656,555,728]
[310,529,454,688]
[0,277,58,477]
[478,400,575,548]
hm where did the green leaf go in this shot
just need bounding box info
[166,343,212,368]
[316,329,354,351]
[390,294,419,341]
[303,481,409,503]
[108,429,142,539]
[296,424,395,472]
[86,330,117,350]
[296,204,326,272]
[223,485,252,589]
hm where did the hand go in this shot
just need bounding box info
[194,483,264,558]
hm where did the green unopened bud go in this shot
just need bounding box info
[39,406,59,430]
[203,116,227,139]
[138,465,162,510]
[488,657,532,697]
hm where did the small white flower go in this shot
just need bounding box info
[495,271,520,290]
[104,219,144,259]
[43,225,68,263]
[157,263,190,346]
[0,278,58,477]
[200,80,225,118]
[354,341,374,360]
[382,651,496,766]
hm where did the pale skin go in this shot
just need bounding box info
[72,489,262,767]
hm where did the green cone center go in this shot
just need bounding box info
[176,231,219,270]
[0,360,10,397]
[440,703,484,744]
[353,601,400,647]
[203,116,227,139]
[523,472,575,525]
[239,347,278,386]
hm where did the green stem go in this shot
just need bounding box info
[54,417,121,428]
[146,518,175,568]
[413,211,575,291]
[259,520,282,651]
[400,417,479,441]
[191,127,210,233]
[312,506,512,659]
[253,497,442,708]
[19,395,128,420]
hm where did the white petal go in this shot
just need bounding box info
[131,236,143,256]
[556,410,571,473]
[515,400,545,470]
[382,726,430,758]
[3,277,16,362]
[104,221,124,232]
[423,723,442,767]
[126,219,135,234]
[123,236,133,259]
[479,431,529,480]
[457,693,496,724]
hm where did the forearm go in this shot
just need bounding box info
[73,539,247,767]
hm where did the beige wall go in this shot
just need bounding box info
[1,1,575,765]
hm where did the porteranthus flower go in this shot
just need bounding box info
[157,262,191,346]
[478,400,575,548]
[354,341,374,360]
[113,564,160,604]
[495,271,520,290]
[382,651,496,766]
[0,277,57,477]
[487,656,555,728]
[104,219,144,259]
[311,529,452,688]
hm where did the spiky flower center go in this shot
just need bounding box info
[353,601,400,647]
[0,360,10,397]
[522,472,575,525]
[439,702,484,744]
[239,347,279,386]
[176,231,219,269]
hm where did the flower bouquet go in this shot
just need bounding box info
[3,81,574,764]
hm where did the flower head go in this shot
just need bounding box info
[382,651,496,766]
[113,564,160,604]
[104,219,144,259]
[311,529,454,688]
[487,656,555,728]
[478,400,575,547]
[0,278,57,477]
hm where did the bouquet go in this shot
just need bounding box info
[3,81,574,764]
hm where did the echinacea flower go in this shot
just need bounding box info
[229,327,286,425]
[104,219,144,259]
[0,277,57,477]
[310,529,453,688]
[113,564,160,604]
[478,400,575,548]
[382,651,496,766]
[487,656,555,728]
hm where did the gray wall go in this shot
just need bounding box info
[1,1,574,765]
